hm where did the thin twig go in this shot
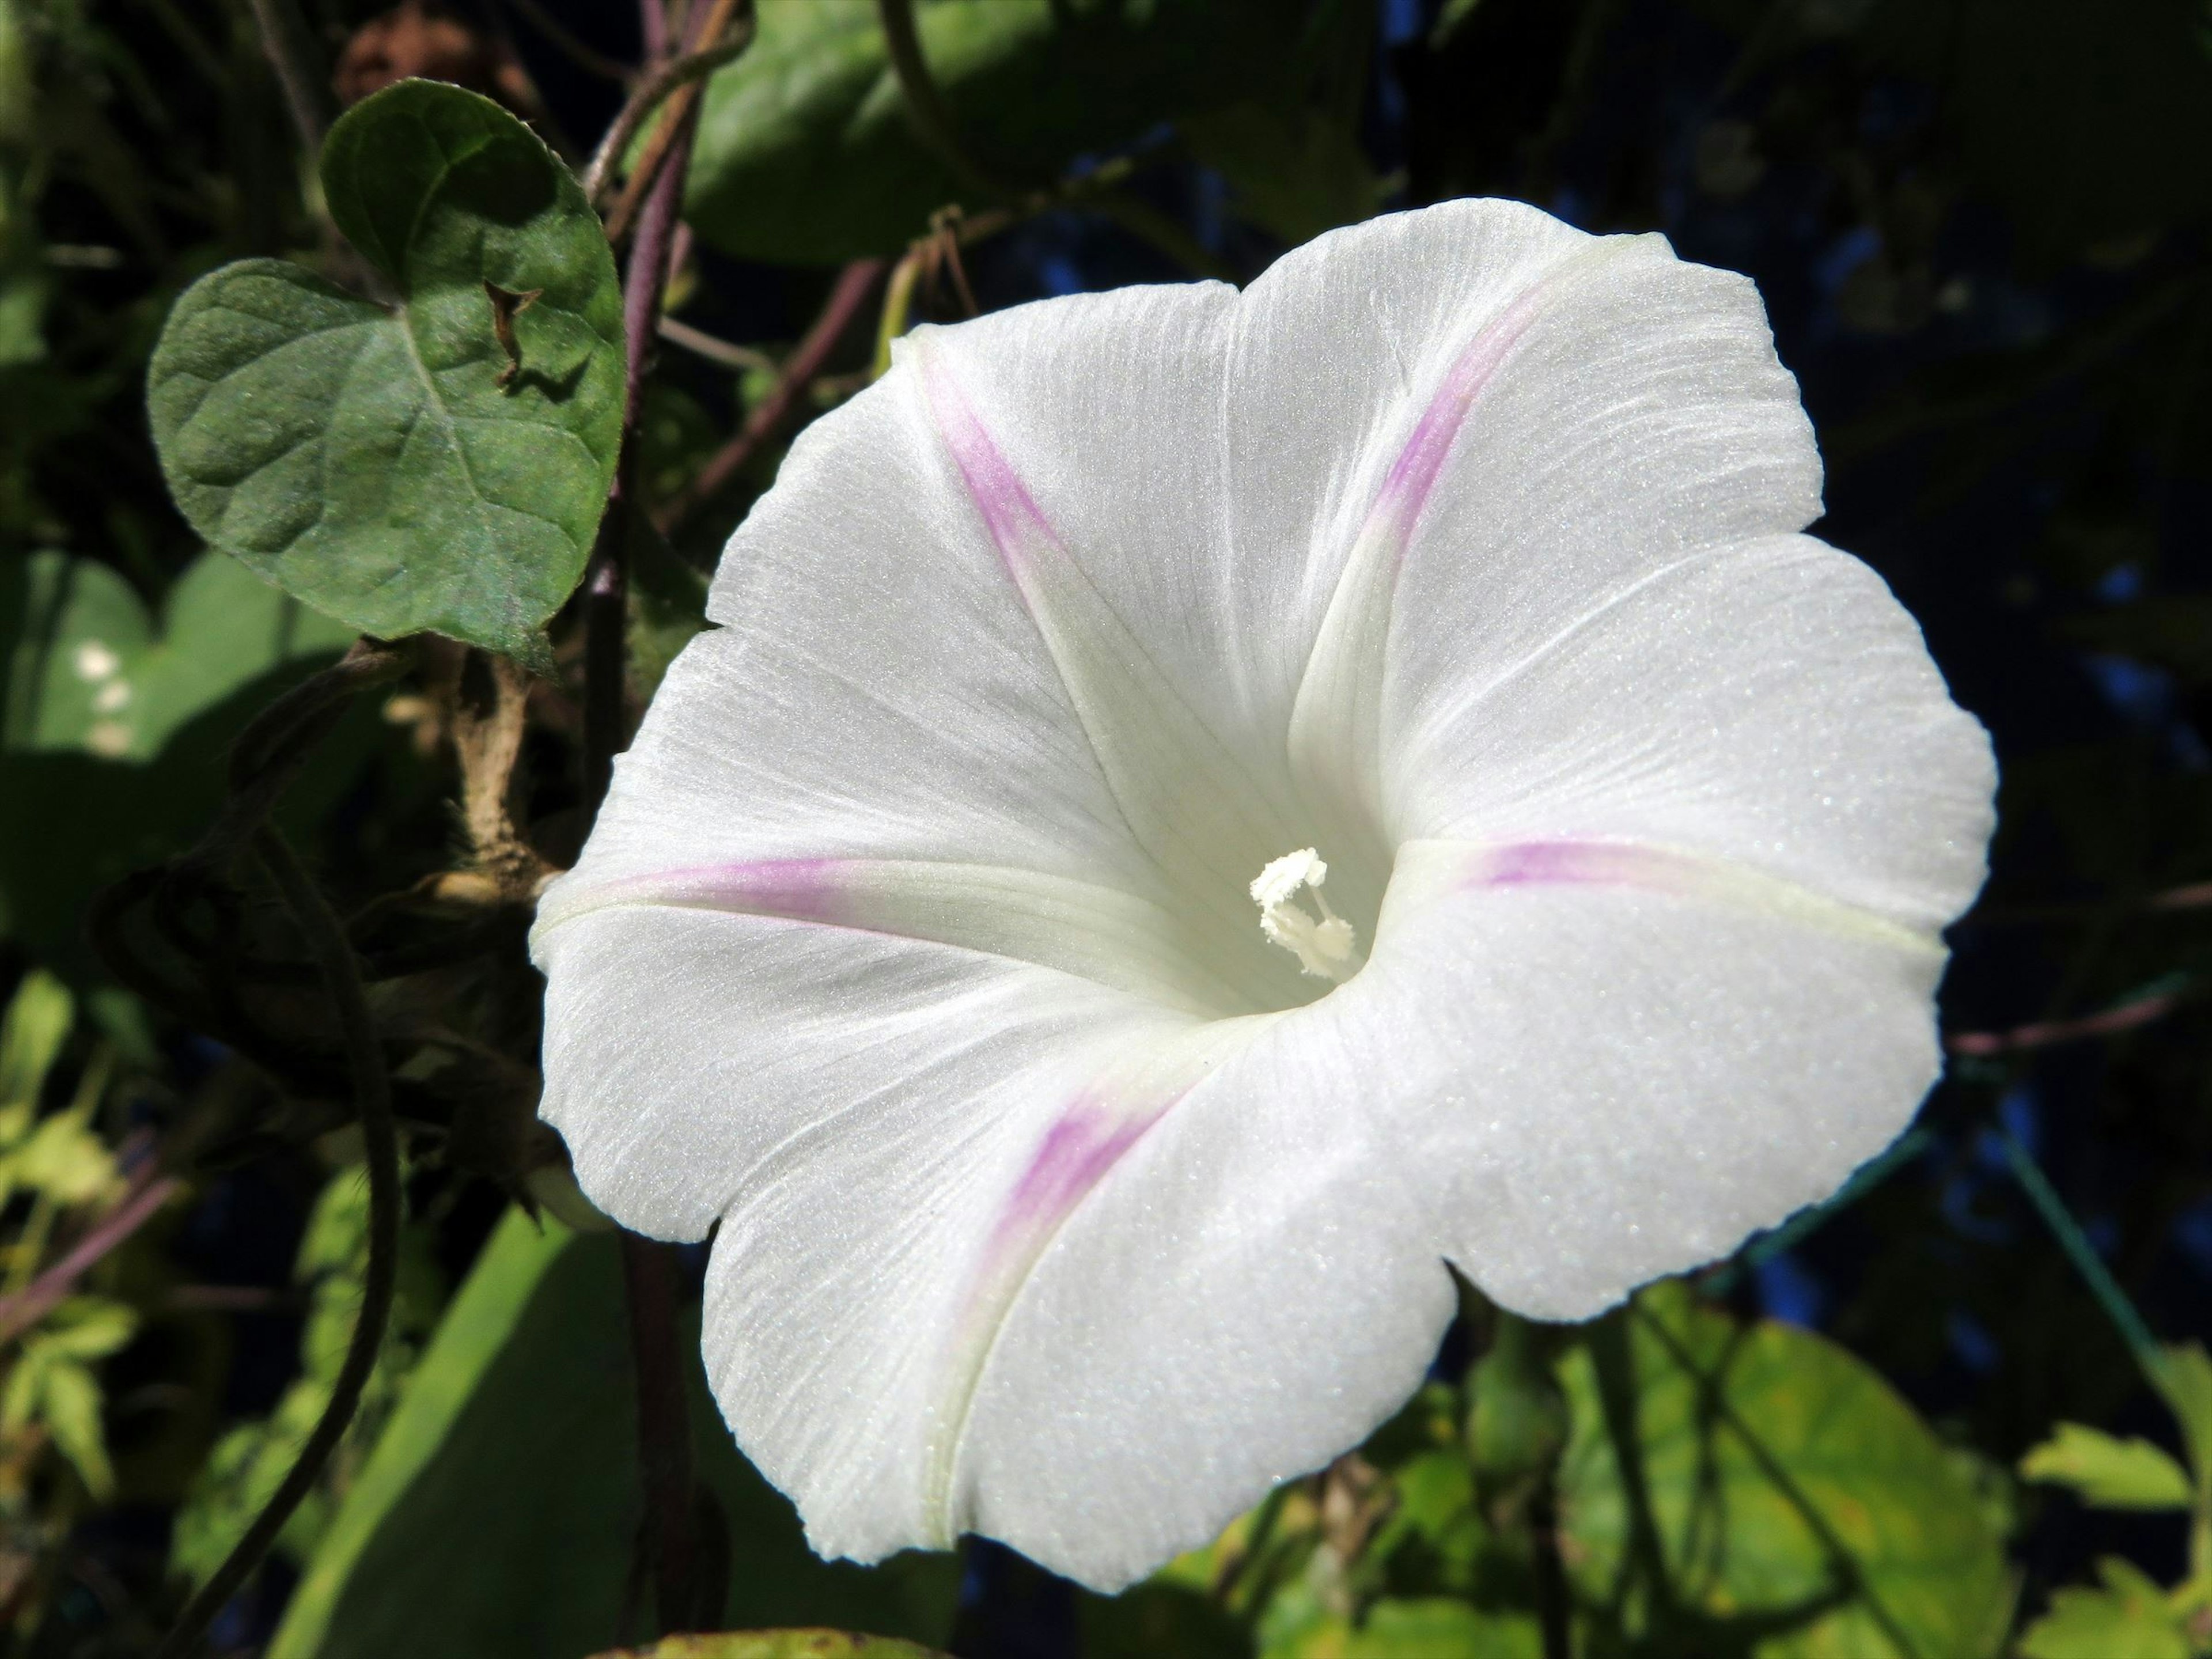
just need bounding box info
[1946,982,2191,1056]
[1969,880,2212,926]
[657,258,887,535]
[244,0,333,158]
[875,0,997,202]
[153,831,399,1659]
[657,315,777,376]
[620,1232,703,1632]
[1997,1126,2168,1384]
[499,0,637,84]
[581,0,752,206]
[0,1173,183,1348]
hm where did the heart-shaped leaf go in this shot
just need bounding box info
[146,79,623,668]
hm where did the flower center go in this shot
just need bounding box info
[1249,847,1364,984]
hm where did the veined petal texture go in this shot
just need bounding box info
[531,197,1995,1590]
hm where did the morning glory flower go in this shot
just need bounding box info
[530,199,1994,1590]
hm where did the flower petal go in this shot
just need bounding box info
[534,900,1247,1560]
[575,375,1138,897]
[946,850,1948,1585]
[1267,207,1822,843]
[1387,533,1994,931]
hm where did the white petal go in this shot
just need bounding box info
[953,842,1948,1586]
[1387,534,1994,931]
[1277,209,1820,844]
[578,377,1135,895]
[535,901,1246,1559]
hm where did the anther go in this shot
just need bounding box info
[1250,848,1362,982]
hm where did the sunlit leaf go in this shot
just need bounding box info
[269,1210,957,1659]
[589,1633,952,1658]
[1,1301,134,1501]
[1556,1283,2015,1658]
[2018,1557,2191,1659]
[147,79,623,666]
[33,1357,115,1498]
[2154,1343,2212,1502]
[683,0,1290,264]
[2022,1422,2192,1510]
[0,966,70,1108]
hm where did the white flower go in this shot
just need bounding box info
[530,199,1994,1590]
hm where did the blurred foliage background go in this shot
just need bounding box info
[1,0,2210,1654]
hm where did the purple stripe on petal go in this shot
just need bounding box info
[975,1084,1190,1295]
[1460,840,1694,893]
[1366,287,1548,551]
[915,339,1060,584]
[999,1102,1151,1241]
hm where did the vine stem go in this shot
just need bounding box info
[153,830,399,1659]
[579,0,754,211]
[1997,1126,2167,1384]
[585,0,718,1631]
[656,257,887,535]
[0,1171,183,1347]
[244,0,332,158]
[875,0,997,203]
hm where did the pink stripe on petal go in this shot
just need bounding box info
[567,858,851,925]
[1365,291,1546,550]
[1461,840,1690,891]
[915,338,1062,585]
[975,1081,1195,1296]
[998,1103,1153,1243]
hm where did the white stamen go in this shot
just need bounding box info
[1249,847,1362,982]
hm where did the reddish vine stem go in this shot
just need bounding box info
[0,1171,184,1347]
[656,256,888,536]
[584,0,719,1633]
[1946,982,2192,1056]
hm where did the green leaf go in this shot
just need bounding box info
[1344,1600,1541,1659]
[32,1296,136,1363]
[1556,1283,2015,1658]
[0,550,385,972]
[2154,1343,2212,1500]
[588,1634,952,1658]
[0,966,70,1109]
[2022,1422,2193,1510]
[625,513,710,706]
[683,0,1291,264]
[2,1301,133,1501]
[269,1210,957,1659]
[2018,1557,2191,1659]
[1181,103,1385,244]
[147,79,623,665]
[2,550,355,760]
[34,1357,115,1498]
